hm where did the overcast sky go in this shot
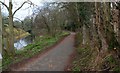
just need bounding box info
[1,0,118,21]
[1,0,45,20]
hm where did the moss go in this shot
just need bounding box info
[99,54,120,71]
[72,66,81,71]
[108,32,120,50]
[105,55,116,65]
[113,66,120,72]
[75,32,82,47]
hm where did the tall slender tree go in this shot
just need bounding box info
[0,3,2,55]
[8,0,14,55]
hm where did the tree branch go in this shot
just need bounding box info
[13,17,23,22]
[0,1,9,11]
[12,0,37,16]
[12,1,28,16]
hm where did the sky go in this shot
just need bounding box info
[1,0,45,20]
[1,0,118,21]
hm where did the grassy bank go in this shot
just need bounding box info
[2,31,70,70]
[5,26,30,40]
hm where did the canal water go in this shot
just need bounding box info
[0,35,33,59]
[0,55,2,59]
[14,35,33,50]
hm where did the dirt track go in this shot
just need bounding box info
[10,33,75,71]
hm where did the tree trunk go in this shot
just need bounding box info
[8,0,15,56]
[95,2,108,52]
[118,8,120,45]
[42,15,51,34]
[82,24,86,45]
[0,4,2,54]
[75,3,81,30]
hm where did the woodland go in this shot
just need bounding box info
[0,1,120,71]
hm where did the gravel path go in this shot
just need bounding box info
[13,33,75,71]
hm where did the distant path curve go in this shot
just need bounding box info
[11,32,76,71]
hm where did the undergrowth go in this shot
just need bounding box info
[72,32,96,71]
[99,54,120,71]
[72,32,120,71]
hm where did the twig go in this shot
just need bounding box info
[0,1,9,11]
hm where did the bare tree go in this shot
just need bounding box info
[0,0,34,56]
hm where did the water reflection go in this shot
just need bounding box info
[0,36,33,59]
[14,35,33,50]
[0,54,2,59]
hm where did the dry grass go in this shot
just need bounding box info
[5,27,30,40]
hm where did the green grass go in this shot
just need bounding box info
[102,55,120,71]
[2,31,70,70]
[72,65,81,71]
[0,59,1,66]
[105,55,116,65]
[113,66,120,72]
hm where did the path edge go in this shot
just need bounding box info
[64,33,77,71]
[5,34,70,71]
